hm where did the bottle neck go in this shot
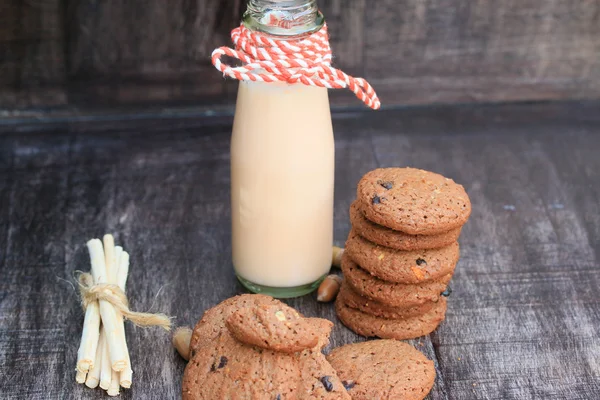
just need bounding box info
[243,0,324,37]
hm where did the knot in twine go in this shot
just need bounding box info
[78,273,171,331]
[211,24,380,110]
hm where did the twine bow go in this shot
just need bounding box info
[211,24,381,110]
[78,273,171,331]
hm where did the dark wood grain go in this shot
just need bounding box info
[3,0,600,110]
[365,0,600,105]
[0,0,66,108]
[1,101,600,399]
[321,0,366,77]
[64,0,244,107]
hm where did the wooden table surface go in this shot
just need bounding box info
[1,101,599,399]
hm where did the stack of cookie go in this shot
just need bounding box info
[336,168,471,340]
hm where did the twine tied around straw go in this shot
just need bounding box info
[77,272,171,331]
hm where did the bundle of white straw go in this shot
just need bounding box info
[74,234,171,396]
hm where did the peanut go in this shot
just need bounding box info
[173,326,193,361]
[332,246,345,268]
[411,266,425,280]
[317,274,343,302]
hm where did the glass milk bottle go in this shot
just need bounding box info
[230,0,333,297]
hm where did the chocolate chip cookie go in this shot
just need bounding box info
[356,168,471,235]
[226,304,330,353]
[327,340,435,400]
[349,201,461,250]
[345,230,459,283]
[183,331,350,399]
[337,281,438,319]
[341,253,451,307]
[184,295,350,399]
[335,295,447,340]
[189,294,283,355]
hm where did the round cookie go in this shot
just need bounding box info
[341,253,451,308]
[190,294,332,358]
[338,281,438,319]
[189,294,282,354]
[349,201,461,250]
[356,167,471,235]
[327,340,435,400]
[335,296,447,340]
[226,304,330,353]
[345,229,459,284]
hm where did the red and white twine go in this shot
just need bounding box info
[211,24,380,110]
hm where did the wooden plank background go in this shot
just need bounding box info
[0,0,66,108]
[1,101,600,399]
[1,0,600,110]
